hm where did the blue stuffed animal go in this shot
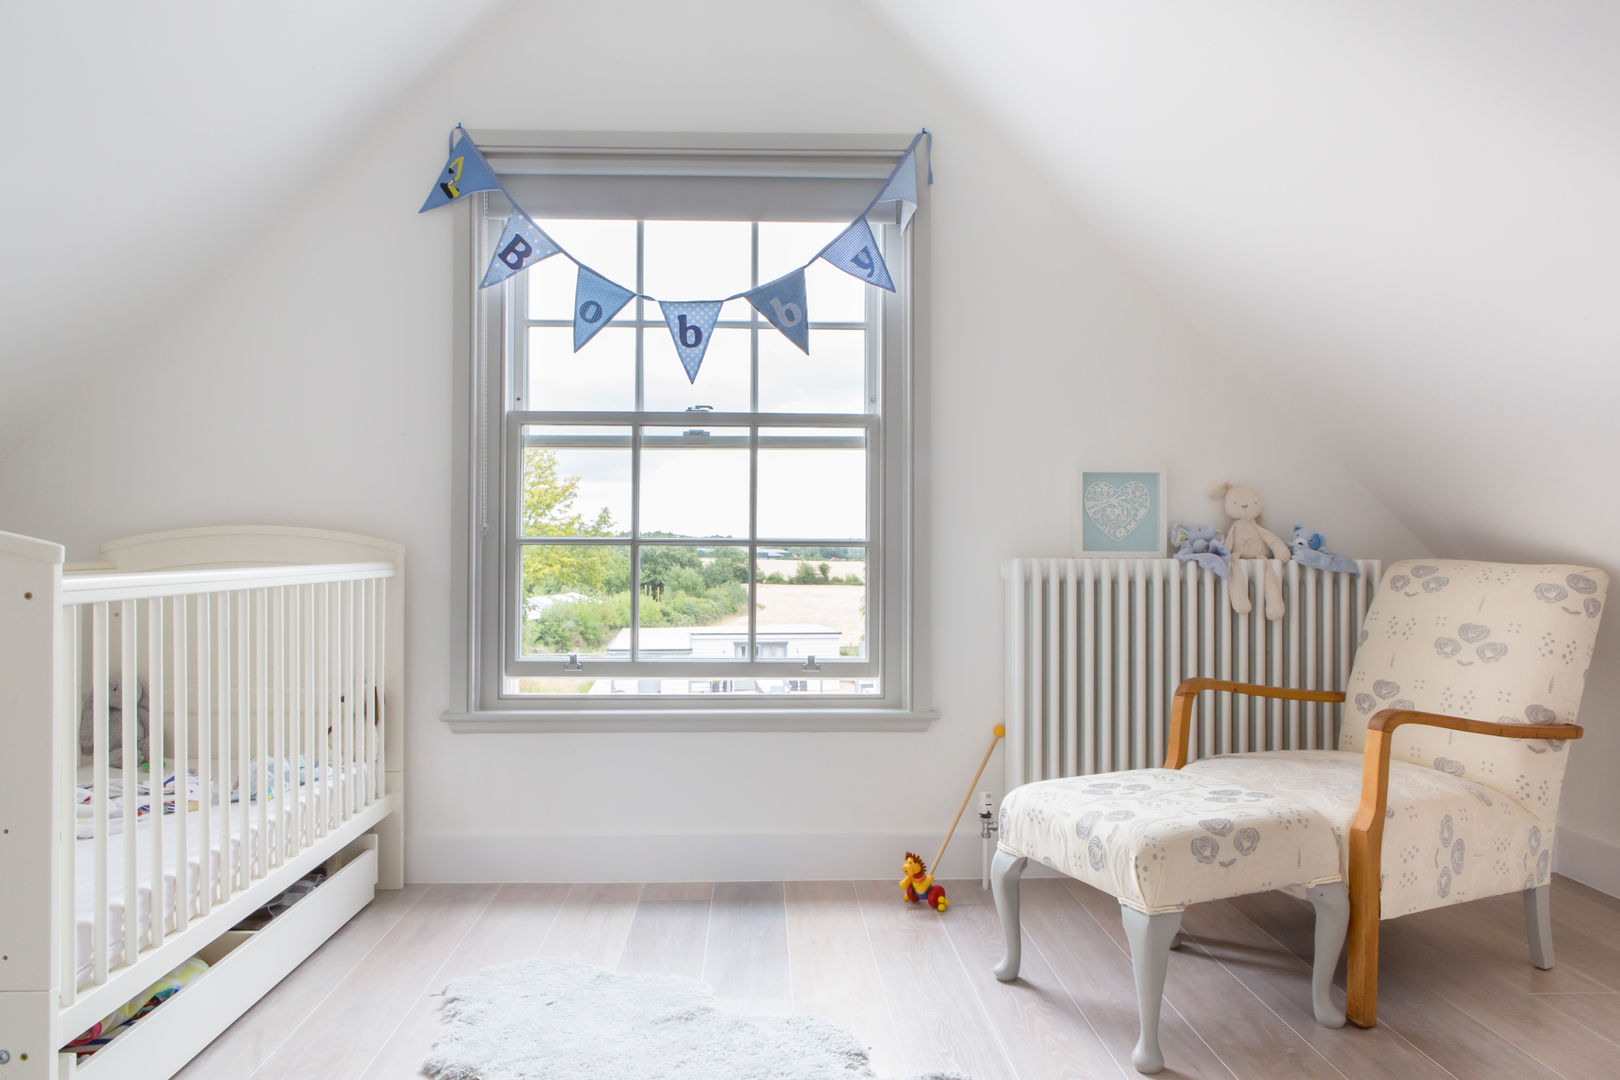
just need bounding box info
[1170,523,1231,580]
[1289,527,1359,575]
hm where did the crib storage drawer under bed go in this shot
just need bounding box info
[62,835,379,1080]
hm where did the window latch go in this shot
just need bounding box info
[564,653,583,672]
[803,655,821,673]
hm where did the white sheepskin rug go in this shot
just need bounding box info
[422,957,966,1080]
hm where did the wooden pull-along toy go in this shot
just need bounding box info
[899,724,1005,911]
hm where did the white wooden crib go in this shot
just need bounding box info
[0,526,405,1079]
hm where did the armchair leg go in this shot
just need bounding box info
[1121,904,1182,1074]
[1344,888,1379,1028]
[1525,884,1554,970]
[990,848,1028,982]
[1307,883,1349,1028]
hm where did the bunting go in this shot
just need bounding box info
[658,300,724,382]
[745,269,810,354]
[420,126,932,379]
[573,267,636,351]
[419,129,503,213]
[479,213,561,288]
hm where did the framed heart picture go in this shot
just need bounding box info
[1075,469,1166,557]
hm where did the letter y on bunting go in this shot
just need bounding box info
[745,269,810,354]
[479,213,561,288]
[820,218,894,291]
[658,300,723,382]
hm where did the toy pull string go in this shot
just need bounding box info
[933,724,1005,874]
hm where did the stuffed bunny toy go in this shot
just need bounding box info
[1209,481,1291,619]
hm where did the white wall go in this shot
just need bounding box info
[0,0,1426,882]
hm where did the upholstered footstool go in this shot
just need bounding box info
[992,768,1348,1074]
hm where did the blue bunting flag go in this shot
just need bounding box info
[573,267,636,351]
[820,218,894,291]
[479,214,561,288]
[419,131,503,213]
[875,146,919,230]
[745,269,810,354]
[658,300,724,382]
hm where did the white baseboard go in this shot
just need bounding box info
[406,831,1004,884]
[1555,826,1620,898]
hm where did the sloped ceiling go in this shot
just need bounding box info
[865,0,1620,561]
[0,0,504,451]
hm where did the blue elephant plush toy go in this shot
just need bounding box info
[1170,523,1231,580]
[1289,527,1359,575]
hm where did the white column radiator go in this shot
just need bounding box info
[1003,557,1381,788]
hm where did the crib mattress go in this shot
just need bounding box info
[74,765,372,989]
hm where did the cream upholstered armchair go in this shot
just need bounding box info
[1167,559,1607,1026]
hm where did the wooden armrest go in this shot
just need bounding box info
[1344,708,1581,1025]
[1164,678,1346,769]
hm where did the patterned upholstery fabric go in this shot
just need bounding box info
[1336,560,1606,827]
[1182,750,1548,916]
[998,768,1342,915]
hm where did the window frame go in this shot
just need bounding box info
[443,131,934,732]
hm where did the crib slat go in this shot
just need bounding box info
[59,605,81,1005]
[350,578,361,815]
[217,592,232,902]
[319,583,331,833]
[255,589,268,875]
[147,597,165,951]
[197,595,212,916]
[377,579,388,799]
[305,585,319,842]
[172,596,188,933]
[120,599,139,968]
[92,603,110,986]
[237,591,250,891]
[272,587,285,865]
[365,578,377,804]
[289,586,302,855]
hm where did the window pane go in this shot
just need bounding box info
[758,329,866,413]
[755,546,867,661]
[756,427,867,539]
[644,221,750,300]
[518,544,632,660]
[758,221,845,284]
[518,428,631,538]
[637,544,750,661]
[638,426,750,538]
[643,317,750,413]
[527,219,637,320]
[527,326,634,411]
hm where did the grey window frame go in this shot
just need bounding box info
[443,132,934,732]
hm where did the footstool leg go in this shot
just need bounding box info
[1524,885,1554,970]
[1308,882,1349,1028]
[1120,904,1182,1074]
[990,848,1028,982]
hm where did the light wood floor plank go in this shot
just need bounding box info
[702,881,791,1009]
[249,885,497,1080]
[174,885,426,1080]
[784,880,907,1076]
[940,879,1126,1080]
[853,879,1017,1080]
[357,884,570,1080]
[1019,879,1237,1079]
[1061,880,1343,1080]
[535,882,641,967]
[1232,891,1564,1080]
[619,882,713,978]
[1181,898,1456,1080]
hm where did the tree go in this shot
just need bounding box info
[520,448,617,599]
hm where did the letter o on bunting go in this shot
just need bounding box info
[658,300,724,383]
[479,214,561,288]
[573,266,636,351]
[746,269,810,354]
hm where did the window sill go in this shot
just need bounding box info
[439,706,938,733]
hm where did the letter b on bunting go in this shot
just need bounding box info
[479,214,561,288]
[658,300,724,383]
[746,269,810,354]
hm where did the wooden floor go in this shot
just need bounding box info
[175,874,1620,1080]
